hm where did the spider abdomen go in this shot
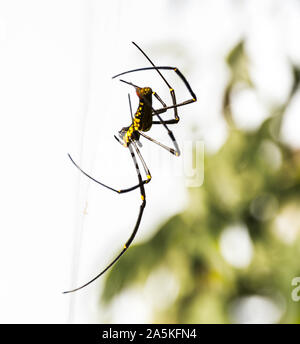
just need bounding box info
[138,104,152,132]
[135,92,153,132]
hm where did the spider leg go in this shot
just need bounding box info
[152,91,167,108]
[150,99,181,156]
[128,93,134,121]
[131,141,151,182]
[113,46,197,121]
[113,65,196,106]
[63,144,146,294]
[152,118,179,125]
[139,131,177,155]
[68,153,149,194]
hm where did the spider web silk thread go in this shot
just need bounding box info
[67,0,93,324]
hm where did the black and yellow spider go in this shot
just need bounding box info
[64,42,197,293]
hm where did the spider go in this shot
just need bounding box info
[63,42,197,293]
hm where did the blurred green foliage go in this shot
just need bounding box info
[100,41,300,324]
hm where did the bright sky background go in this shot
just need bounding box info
[0,0,299,323]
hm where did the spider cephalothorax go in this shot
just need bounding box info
[118,126,140,147]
